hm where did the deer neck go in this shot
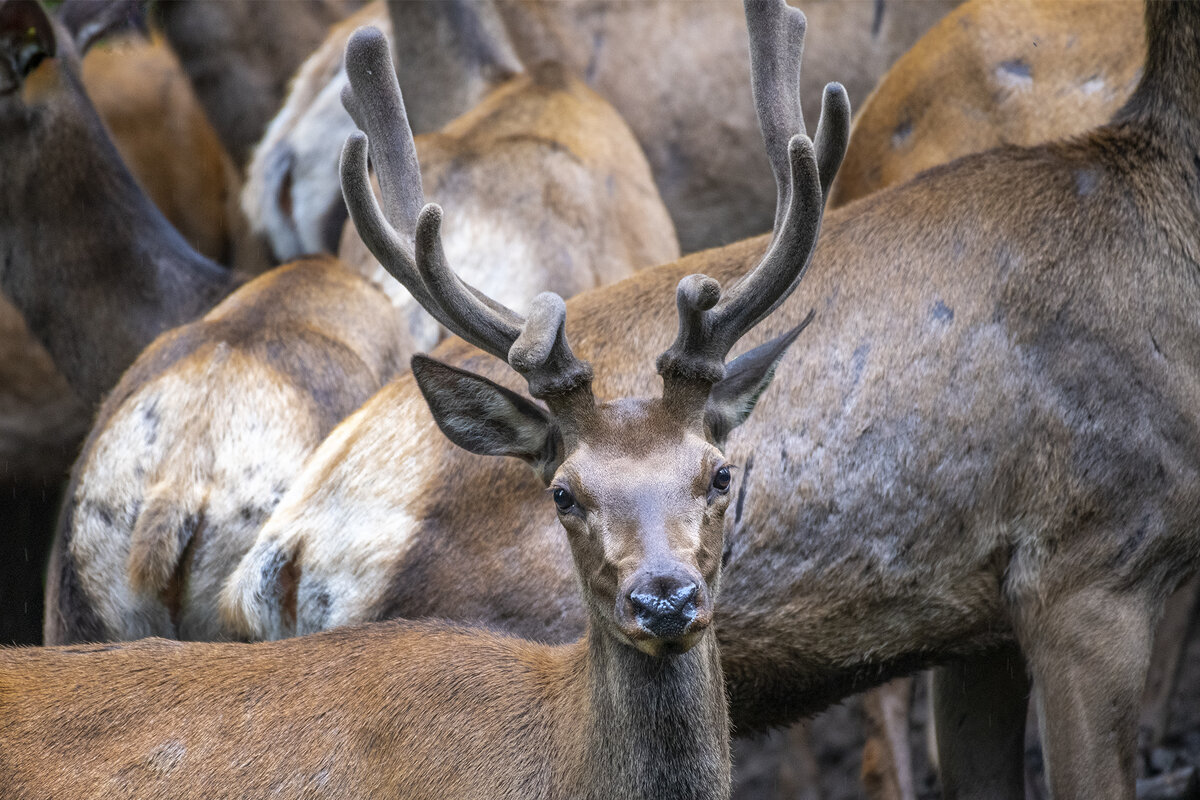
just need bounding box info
[0,72,236,406]
[564,623,731,800]
[1113,0,1200,145]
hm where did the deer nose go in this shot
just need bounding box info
[627,576,700,639]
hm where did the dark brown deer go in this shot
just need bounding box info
[0,0,237,407]
[225,1,1200,797]
[0,11,841,797]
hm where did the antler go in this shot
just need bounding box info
[656,0,850,401]
[339,26,593,412]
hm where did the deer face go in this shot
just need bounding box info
[548,399,729,656]
[411,346,797,657]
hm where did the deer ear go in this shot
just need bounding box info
[412,354,557,471]
[705,311,813,446]
[0,0,56,90]
[57,0,144,56]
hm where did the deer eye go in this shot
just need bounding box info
[712,466,732,493]
[552,487,576,513]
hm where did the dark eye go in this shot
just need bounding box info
[552,487,575,512]
[712,466,732,493]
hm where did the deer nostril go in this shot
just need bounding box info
[628,579,700,639]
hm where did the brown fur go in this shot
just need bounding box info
[229,3,1200,797]
[156,0,364,167]
[82,32,254,269]
[1,614,728,799]
[0,7,237,407]
[830,0,1145,207]
[245,0,956,257]
[44,257,404,645]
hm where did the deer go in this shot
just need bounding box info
[0,0,240,409]
[242,0,956,260]
[829,0,1144,208]
[155,0,363,168]
[828,1,1196,794]
[223,1,1200,797]
[0,0,408,646]
[0,0,263,647]
[0,10,842,798]
[40,3,678,643]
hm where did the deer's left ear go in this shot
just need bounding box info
[0,0,55,92]
[705,311,813,446]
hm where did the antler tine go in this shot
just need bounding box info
[415,206,594,406]
[343,26,423,238]
[412,204,521,362]
[656,133,824,385]
[745,0,807,234]
[814,82,851,201]
[656,1,851,398]
[339,27,459,331]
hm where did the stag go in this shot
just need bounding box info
[0,18,840,799]
[225,1,1200,797]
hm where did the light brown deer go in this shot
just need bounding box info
[244,0,956,259]
[829,0,1144,208]
[43,5,677,642]
[0,8,840,795]
[225,1,1200,797]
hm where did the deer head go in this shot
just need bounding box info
[339,0,848,657]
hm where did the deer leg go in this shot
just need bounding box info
[861,677,917,800]
[1139,574,1200,750]
[932,644,1029,800]
[1017,588,1155,800]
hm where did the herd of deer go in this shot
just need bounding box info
[0,0,1196,797]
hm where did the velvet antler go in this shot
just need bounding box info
[655,0,850,411]
[339,26,593,414]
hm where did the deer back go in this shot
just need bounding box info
[829,0,1144,207]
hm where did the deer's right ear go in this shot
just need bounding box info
[0,0,55,92]
[412,354,557,472]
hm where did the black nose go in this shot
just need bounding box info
[628,576,699,639]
